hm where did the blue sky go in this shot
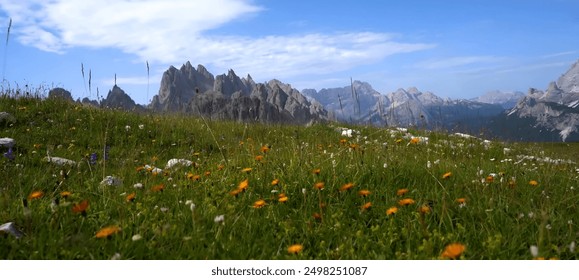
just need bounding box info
[0,0,578,105]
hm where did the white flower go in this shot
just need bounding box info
[100,176,122,187]
[138,124,145,130]
[132,234,142,241]
[302,188,306,195]
[125,125,131,131]
[427,161,431,168]
[530,245,539,257]
[545,224,552,230]
[133,183,143,189]
[383,163,388,169]
[214,215,225,223]
[165,158,193,169]
[528,212,534,218]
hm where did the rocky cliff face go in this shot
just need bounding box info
[149,62,331,124]
[471,90,525,109]
[101,85,142,111]
[489,60,579,142]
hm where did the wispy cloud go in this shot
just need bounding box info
[415,56,503,70]
[540,50,578,59]
[0,0,434,80]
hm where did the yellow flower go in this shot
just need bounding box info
[395,138,403,144]
[358,189,371,197]
[253,199,267,208]
[361,202,372,211]
[278,194,288,203]
[442,172,452,179]
[339,182,354,192]
[60,191,72,198]
[271,179,280,186]
[314,182,325,190]
[126,193,136,202]
[529,180,538,186]
[441,243,466,259]
[386,207,398,215]
[287,244,303,254]
[396,188,409,196]
[339,139,348,145]
[398,198,416,206]
[238,179,249,191]
[241,167,252,173]
[28,191,44,201]
[95,225,121,239]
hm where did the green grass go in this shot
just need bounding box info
[1,95,577,259]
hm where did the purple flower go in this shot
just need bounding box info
[89,152,97,165]
[3,148,14,160]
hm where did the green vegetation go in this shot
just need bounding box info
[1,95,577,259]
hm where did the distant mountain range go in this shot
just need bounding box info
[57,59,578,142]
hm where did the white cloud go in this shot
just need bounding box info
[415,56,502,70]
[0,0,434,82]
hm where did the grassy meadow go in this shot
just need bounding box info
[0,94,577,260]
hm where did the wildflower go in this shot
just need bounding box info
[314,182,325,190]
[396,188,409,196]
[312,168,321,175]
[456,198,466,204]
[395,138,403,144]
[253,199,267,208]
[441,243,466,259]
[132,234,142,241]
[398,198,415,206]
[72,200,89,215]
[151,184,164,192]
[3,147,14,160]
[33,144,42,149]
[409,137,420,144]
[241,167,252,173]
[529,180,538,186]
[95,225,121,238]
[442,172,452,179]
[28,191,44,201]
[339,182,354,192]
[419,205,431,214]
[60,191,72,198]
[278,194,288,203]
[287,244,303,254]
[126,193,136,202]
[190,174,201,181]
[271,179,280,186]
[217,164,225,171]
[229,189,242,197]
[349,143,359,150]
[238,179,249,192]
[89,153,97,165]
[255,155,264,162]
[214,214,225,224]
[386,207,398,215]
[358,189,371,197]
[136,166,145,172]
[260,145,270,153]
[138,124,145,130]
[339,139,348,145]
[485,175,494,183]
[361,202,372,211]
[204,171,211,177]
[313,212,322,221]
[133,183,143,189]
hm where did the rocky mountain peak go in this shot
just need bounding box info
[557,59,579,93]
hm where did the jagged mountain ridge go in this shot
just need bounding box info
[470,90,525,109]
[149,62,330,124]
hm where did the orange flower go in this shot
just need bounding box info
[312,168,321,175]
[217,164,225,171]
[229,189,242,197]
[95,225,121,239]
[396,188,409,196]
[349,143,359,150]
[339,182,354,192]
[456,198,466,204]
[271,179,280,186]
[313,212,322,221]
[241,167,252,173]
[287,244,303,254]
[278,194,288,203]
[386,207,398,215]
[358,189,371,197]
[361,202,372,210]
[151,184,165,192]
[253,199,267,208]
[28,191,44,201]
[126,193,136,202]
[441,243,466,259]
[260,145,270,153]
[255,155,264,162]
[60,191,72,198]
[238,179,249,191]
[314,182,325,190]
[136,166,145,172]
[72,200,89,215]
[409,137,420,144]
[191,174,201,181]
[398,198,416,206]
[419,205,431,214]
[339,139,348,145]
[486,175,494,183]
[442,172,452,179]
[204,171,211,177]
[529,180,538,186]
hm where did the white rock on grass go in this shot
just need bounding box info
[0,222,24,238]
[100,176,123,187]
[45,156,77,166]
[0,137,15,148]
[165,158,193,169]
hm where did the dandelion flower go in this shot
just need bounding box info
[419,205,431,214]
[72,200,89,215]
[456,198,466,204]
[409,137,420,144]
[442,172,452,179]
[287,244,303,254]
[241,167,252,173]
[441,243,466,259]
[278,195,288,203]
[253,199,267,208]
[255,155,264,162]
[398,198,415,206]
[314,182,325,190]
[151,184,164,192]
[238,179,249,191]
[339,182,354,192]
[312,168,321,175]
[386,207,398,215]
[260,145,270,153]
[361,202,372,211]
[358,189,371,197]
[28,191,44,201]
[339,139,348,145]
[60,191,72,198]
[95,225,121,239]
[271,179,280,186]
[396,188,409,196]
[229,189,242,197]
[529,180,538,186]
[126,193,136,202]
[486,175,494,183]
